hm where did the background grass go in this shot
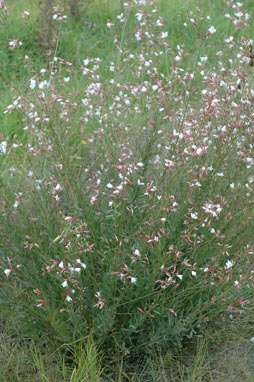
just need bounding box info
[1,0,254,380]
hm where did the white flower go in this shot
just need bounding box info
[4,269,12,277]
[30,79,36,89]
[38,80,49,89]
[106,21,114,28]
[156,19,163,27]
[55,184,63,192]
[75,259,86,269]
[136,13,143,22]
[64,77,70,82]
[134,249,140,257]
[130,277,137,284]
[161,32,168,39]
[90,196,97,204]
[13,201,19,209]
[191,213,198,220]
[106,183,113,189]
[208,26,216,34]
[225,260,233,269]
[0,141,7,154]
[61,280,68,288]
[9,39,23,48]
[225,36,233,43]
[135,32,141,41]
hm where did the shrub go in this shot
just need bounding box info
[0,0,254,367]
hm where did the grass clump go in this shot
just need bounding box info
[0,0,254,379]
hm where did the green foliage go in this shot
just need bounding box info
[1,0,254,378]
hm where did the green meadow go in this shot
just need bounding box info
[1,0,254,380]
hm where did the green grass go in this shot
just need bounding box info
[1,317,254,381]
[1,0,254,380]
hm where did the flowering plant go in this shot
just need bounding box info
[0,0,254,363]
